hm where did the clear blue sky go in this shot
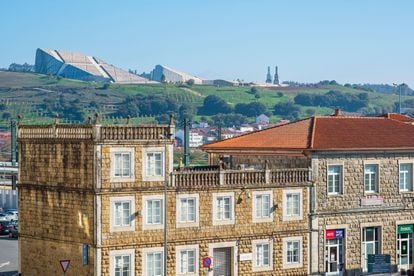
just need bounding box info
[1,0,413,86]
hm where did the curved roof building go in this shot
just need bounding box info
[34,48,153,84]
[150,64,203,84]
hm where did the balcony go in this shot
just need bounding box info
[17,124,173,141]
[171,167,312,188]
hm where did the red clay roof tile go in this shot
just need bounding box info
[202,113,414,152]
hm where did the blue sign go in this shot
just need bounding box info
[335,229,344,239]
[82,244,89,265]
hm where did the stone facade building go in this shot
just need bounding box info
[203,112,414,275]
[18,120,310,275]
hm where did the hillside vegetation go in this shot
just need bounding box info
[0,71,412,129]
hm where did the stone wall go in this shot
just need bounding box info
[99,186,309,275]
[19,141,94,188]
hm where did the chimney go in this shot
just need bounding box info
[334,109,341,116]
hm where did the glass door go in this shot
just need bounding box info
[362,227,380,272]
[398,233,412,271]
[326,242,339,274]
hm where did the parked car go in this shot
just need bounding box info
[0,221,14,235]
[8,223,18,238]
[0,213,10,222]
[4,210,18,221]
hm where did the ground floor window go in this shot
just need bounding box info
[325,229,345,274]
[362,227,381,272]
[110,249,135,276]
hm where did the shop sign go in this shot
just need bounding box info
[326,229,344,239]
[398,224,414,234]
[360,196,384,206]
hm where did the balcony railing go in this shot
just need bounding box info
[18,124,173,141]
[171,167,311,188]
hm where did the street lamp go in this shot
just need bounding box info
[393,83,405,114]
[160,132,172,276]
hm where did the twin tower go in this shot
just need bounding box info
[266,66,279,85]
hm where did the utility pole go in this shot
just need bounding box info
[10,120,17,190]
[183,118,190,166]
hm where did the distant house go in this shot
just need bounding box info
[239,124,255,133]
[256,114,270,124]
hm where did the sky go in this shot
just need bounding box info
[0,0,413,86]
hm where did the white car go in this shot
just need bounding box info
[5,210,18,221]
[0,213,10,221]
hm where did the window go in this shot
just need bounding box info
[110,249,135,276]
[115,153,131,177]
[146,152,163,176]
[364,164,379,193]
[176,245,199,275]
[176,194,199,228]
[362,227,381,272]
[115,202,130,226]
[327,165,342,195]
[110,196,135,232]
[283,189,303,221]
[253,191,273,223]
[143,195,164,230]
[282,237,303,269]
[143,147,166,181]
[213,192,235,225]
[110,148,135,182]
[252,239,273,272]
[400,163,413,192]
[142,247,163,276]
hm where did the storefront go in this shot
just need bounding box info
[325,229,345,275]
[397,224,413,271]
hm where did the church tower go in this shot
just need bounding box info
[266,66,272,83]
[273,66,279,85]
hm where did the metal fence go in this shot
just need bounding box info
[0,189,18,209]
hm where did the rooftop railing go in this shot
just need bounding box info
[171,167,311,188]
[17,124,173,141]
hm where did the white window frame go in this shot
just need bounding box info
[142,195,164,230]
[282,236,303,269]
[399,161,414,193]
[364,162,379,194]
[212,192,235,226]
[143,147,165,182]
[252,239,273,272]
[109,248,135,276]
[109,196,135,232]
[142,247,163,276]
[175,244,199,276]
[327,163,343,195]
[282,189,303,221]
[252,191,273,223]
[176,194,200,228]
[110,147,135,182]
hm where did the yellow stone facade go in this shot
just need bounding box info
[18,124,310,275]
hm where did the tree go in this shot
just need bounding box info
[186,79,195,86]
[276,92,284,98]
[2,112,11,120]
[0,104,5,111]
[178,103,196,121]
[249,87,258,94]
[235,102,267,117]
[211,113,248,127]
[198,95,233,115]
[273,101,301,118]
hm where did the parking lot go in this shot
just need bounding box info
[0,235,18,276]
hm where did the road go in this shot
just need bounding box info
[0,235,18,276]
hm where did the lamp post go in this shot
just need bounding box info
[393,83,402,114]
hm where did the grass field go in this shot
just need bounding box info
[0,71,411,129]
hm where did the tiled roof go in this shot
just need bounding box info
[202,113,414,152]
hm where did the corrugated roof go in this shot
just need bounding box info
[202,113,414,152]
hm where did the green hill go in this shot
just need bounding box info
[0,71,410,129]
